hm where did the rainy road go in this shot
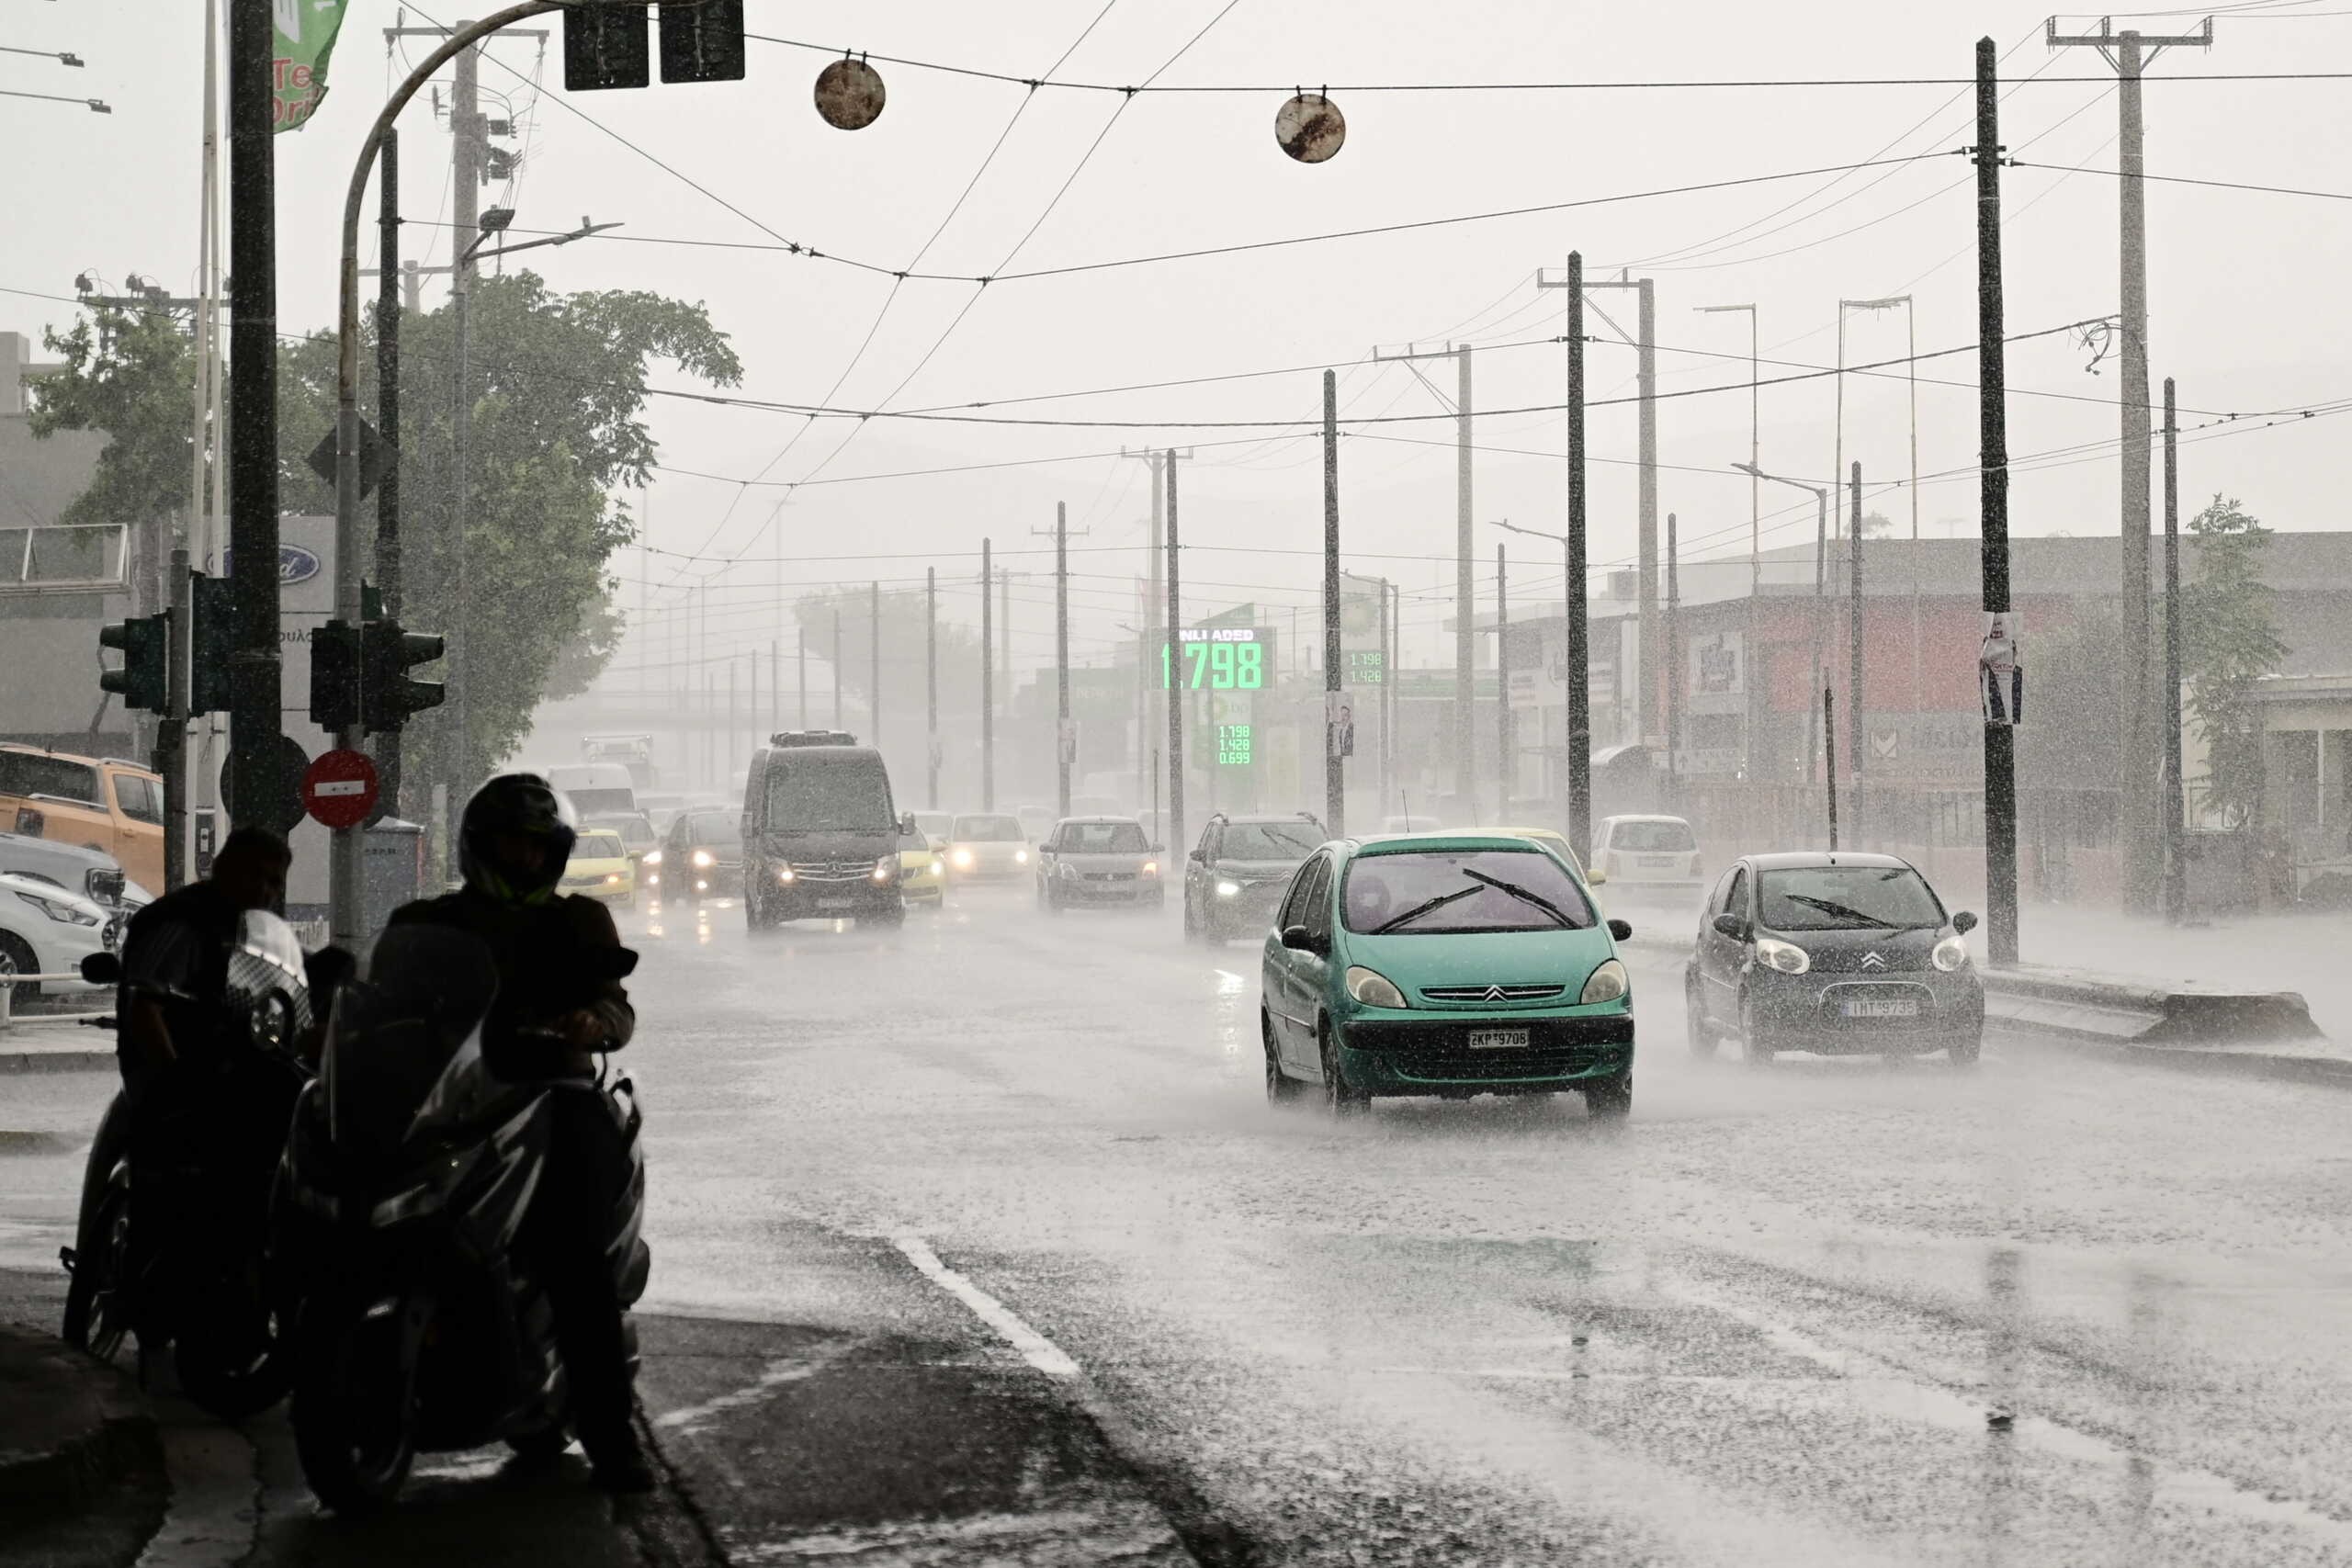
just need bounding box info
[11,885,2352,1565]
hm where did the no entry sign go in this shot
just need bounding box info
[302,748,380,830]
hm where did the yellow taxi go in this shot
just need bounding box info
[898,824,946,908]
[561,828,638,908]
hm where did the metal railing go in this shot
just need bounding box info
[0,974,109,1032]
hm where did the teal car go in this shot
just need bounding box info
[1261,834,1637,1119]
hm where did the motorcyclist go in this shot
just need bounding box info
[386,773,650,1493]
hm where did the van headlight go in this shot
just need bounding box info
[1579,958,1629,1005]
[1933,935,1970,972]
[777,866,796,884]
[1345,966,1408,1009]
[1755,936,1811,976]
[872,856,896,883]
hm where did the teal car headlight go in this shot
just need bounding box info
[1345,965,1408,1009]
[1579,958,1629,1005]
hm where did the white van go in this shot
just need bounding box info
[546,761,637,818]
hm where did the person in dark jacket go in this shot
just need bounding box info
[387,773,650,1493]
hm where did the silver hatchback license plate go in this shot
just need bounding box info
[1843,996,1919,1019]
[1467,1028,1530,1050]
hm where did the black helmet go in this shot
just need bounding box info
[458,773,578,904]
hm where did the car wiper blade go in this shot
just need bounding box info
[1782,893,1892,926]
[1374,885,1482,934]
[1461,868,1574,928]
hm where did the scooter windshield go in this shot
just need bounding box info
[228,909,313,1048]
[322,926,501,1159]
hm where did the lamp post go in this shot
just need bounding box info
[1734,464,1832,795]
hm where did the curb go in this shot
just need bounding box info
[1980,964,2324,1048]
[0,1329,163,1530]
[1997,1029,2352,1090]
[0,1048,117,1074]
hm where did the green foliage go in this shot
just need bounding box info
[26,303,200,526]
[2180,494,2285,827]
[277,272,741,798]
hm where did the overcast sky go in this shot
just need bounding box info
[6,0,2348,685]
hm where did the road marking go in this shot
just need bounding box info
[653,1346,852,1434]
[1660,1277,2352,1551]
[893,1235,1080,1378]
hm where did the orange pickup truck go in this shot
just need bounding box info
[0,744,164,894]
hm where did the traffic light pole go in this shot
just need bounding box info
[163,547,191,890]
[227,0,283,850]
[331,2,556,943]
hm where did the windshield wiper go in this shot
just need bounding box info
[1374,885,1483,934]
[1461,868,1574,928]
[1783,893,1893,927]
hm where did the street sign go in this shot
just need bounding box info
[303,748,380,830]
[305,420,387,498]
[220,735,311,837]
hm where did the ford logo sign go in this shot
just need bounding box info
[219,545,325,585]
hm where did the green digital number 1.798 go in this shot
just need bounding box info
[1162,640,1262,690]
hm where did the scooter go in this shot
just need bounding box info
[61,911,320,1420]
[275,923,648,1514]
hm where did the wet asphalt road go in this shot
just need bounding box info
[9,882,2352,1565]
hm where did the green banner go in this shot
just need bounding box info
[274,0,352,132]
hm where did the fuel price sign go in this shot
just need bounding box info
[1161,626,1275,691]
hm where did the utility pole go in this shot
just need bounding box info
[831,605,842,728]
[981,540,995,811]
[376,128,405,816]
[1566,255,1591,853]
[1825,685,1840,852]
[926,566,939,810]
[1664,517,1679,816]
[1121,446,1187,815]
[1849,465,1866,847]
[1494,542,1510,822]
[448,22,481,787]
[1164,453,1185,858]
[1975,35,2019,966]
[226,0,282,841]
[998,565,1012,719]
[2163,378,2185,925]
[870,580,881,755]
[1032,502,1089,818]
[1371,342,1473,806]
[1545,266,1657,745]
[1696,301,1761,781]
[2048,15,2211,913]
[1322,369,1344,839]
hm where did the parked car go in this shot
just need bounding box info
[1683,852,1984,1066]
[654,807,744,903]
[944,813,1032,882]
[0,745,164,895]
[560,829,638,908]
[1591,815,1703,903]
[1260,833,1635,1118]
[0,831,144,912]
[1183,812,1326,944]
[1035,817,1164,912]
[741,731,907,929]
[899,825,947,908]
[0,870,119,1000]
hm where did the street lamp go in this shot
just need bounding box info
[1492,518,1588,850]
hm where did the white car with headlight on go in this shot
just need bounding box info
[0,870,118,1000]
[944,812,1032,883]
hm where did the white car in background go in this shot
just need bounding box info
[0,870,118,1000]
[1590,815,1705,904]
[944,812,1032,882]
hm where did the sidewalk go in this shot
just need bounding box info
[2006,902,2351,1044]
[0,1324,164,1562]
[0,1012,116,1075]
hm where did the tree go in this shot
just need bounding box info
[28,303,200,532]
[277,271,741,803]
[1858,510,1897,539]
[2179,494,2284,828]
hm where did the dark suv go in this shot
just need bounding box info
[1182,812,1326,944]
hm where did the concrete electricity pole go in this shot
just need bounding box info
[869,580,881,754]
[980,540,995,811]
[1164,453,1185,859]
[2047,14,2212,910]
[1371,342,1473,806]
[1321,370,1344,839]
[1545,267,1658,744]
[1034,502,1090,818]
[1976,35,2019,966]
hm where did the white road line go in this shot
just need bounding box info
[893,1235,1080,1379]
[653,1346,852,1434]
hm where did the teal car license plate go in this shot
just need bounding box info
[1467,1028,1530,1050]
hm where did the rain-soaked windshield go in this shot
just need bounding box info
[1758,866,1946,931]
[1217,821,1323,861]
[954,814,1025,842]
[1056,821,1148,853]
[1343,848,1596,934]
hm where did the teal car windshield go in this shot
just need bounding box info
[1342,849,1596,936]
[1758,866,1943,931]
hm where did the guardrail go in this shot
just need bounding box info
[0,975,109,1032]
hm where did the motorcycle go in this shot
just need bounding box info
[275,923,649,1514]
[61,910,319,1420]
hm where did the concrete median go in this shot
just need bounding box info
[1979,965,2325,1048]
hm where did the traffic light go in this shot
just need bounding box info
[563,2,649,91]
[310,619,360,732]
[97,613,169,714]
[361,619,446,734]
[660,0,744,83]
[189,574,233,716]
